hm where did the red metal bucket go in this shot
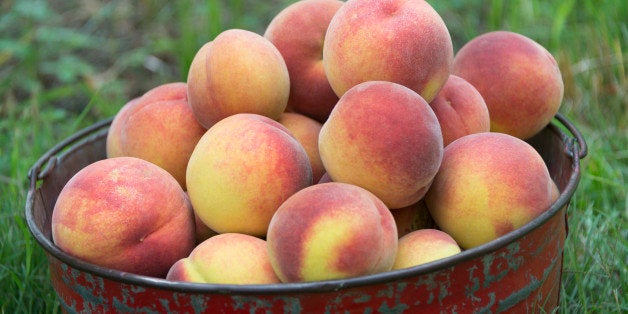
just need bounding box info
[26,113,586,313]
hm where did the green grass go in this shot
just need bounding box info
[1,0,625,312]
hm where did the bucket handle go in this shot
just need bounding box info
[28,118,113,185]
[553,113,586,238]
[555,112,588,160]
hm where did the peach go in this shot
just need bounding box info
[187,29,290,128]
[107,82,189,157]
[51,157,195,278]
[106,82,206,189]
[264,0,343,122]
[186,113,312,237]
[278,112,326,183]
[392,229,461,270]
[266,182,398,282]
[428,75,490,146]
[318,81,443,209]
[452,30,564,139]
[391,199,434,238]
[424,132,560,249]
[166,233,281,285]
[323,0,453,102]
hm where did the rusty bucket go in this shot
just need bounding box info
[26,113,586,313]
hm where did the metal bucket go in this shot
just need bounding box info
[26,113,586,313]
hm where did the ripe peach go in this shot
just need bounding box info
[428,75,490,146]
[51,157,195,278]
[318,81,443,209]
[323,0,453,102]
[187,29,290,128]
[424,132,560,249]
[452,30,564,139]
[391,199,434,238]
[392,229,461,270]
[106,82,206,189]
[166,233,281,285]
[186,113,312,237]
[267,182,398,282]
[278,112,326,183]
[265,0,344,122]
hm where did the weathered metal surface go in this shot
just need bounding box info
[26,114,585,313]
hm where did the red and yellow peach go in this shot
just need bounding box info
[318,81,443,209]
[106,82,206,189]
[266,182,398,282]
[323,0,453,102]
[452,30,564,139]
[51,157,195,278]
[187,29,290,128]
[166,233,281,284]
[186,113,312,237]
[265,0,344,122]
[425,132,560,249]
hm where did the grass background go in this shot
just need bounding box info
[1,0,625,312]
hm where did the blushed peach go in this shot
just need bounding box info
[392,229,461,269]
[424,132,560,249]
[452,30,564,139]
[265,0,344,122]
[267,182,398,282]
[166,233,280,284]
[187,29,290,128]
[106,82,206,189]
[186,113,312,237]
[429,75,490,146]
[51,157,195,278]
[323,0,453,102]
[318,81,443,208]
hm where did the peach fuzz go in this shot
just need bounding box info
[51,157,195,278]
[392,229,461,270]
[318,81,443,209]
[323,0,453,102]
[166,233,280,285]
[266,182,398,282]
[278,112,326,183]
[264,0,343,122]
[424,132,560,249]
[452,30,564,140]
[391,199,434,238]
[428,75,490,146]
[186,113,312,237]
[187,29,290,128]
[106,82,206,189]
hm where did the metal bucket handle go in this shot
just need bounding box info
[27,118,113,185]
[553,113,587,237]
[555,113,588,160]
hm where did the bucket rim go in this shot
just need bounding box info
[24,113,585,294]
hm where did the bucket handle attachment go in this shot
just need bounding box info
[28,118,113,186]
[555,113,588,160]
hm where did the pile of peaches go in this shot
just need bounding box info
[51,0,564,284]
